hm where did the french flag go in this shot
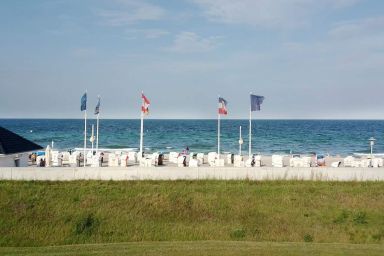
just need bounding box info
[141,93,150,114]
[218,97,228,115]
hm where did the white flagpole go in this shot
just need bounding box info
[249,93,252,158]
[139,92,144,158]
[239,126,242,156]
[84,105,87,167]
[96,95,100,155]
[218,112,221,159]
[91,124,94,154]
[96,113,99,155]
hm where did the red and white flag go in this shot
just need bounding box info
[218,97,228,115]
[141,93,150,114]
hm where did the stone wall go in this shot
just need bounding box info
[0,167,383,181]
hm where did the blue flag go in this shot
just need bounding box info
[250,94,264,111]
[94,97,100,115]
[81,92,87,111]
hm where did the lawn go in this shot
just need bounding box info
[0,180,384,248]
[1,241,384,256]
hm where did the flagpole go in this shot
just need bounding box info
[249,93,252,158]
[91,124,94,154]
[84,105,87,167]
[96,95,100,155]
[96,113,99,154]
[239,126,242,156]
[218,112,221,159]
[139,92,144,158]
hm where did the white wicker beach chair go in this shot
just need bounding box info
[108,154,119,167]
[234,155,244,167]
[169,152,179,164]
[127,152,137,163]
[51,151,59,166]
[301,157,311,168]
[196,153,205,164]
[208,152,217,166]
[361,159,371,168]
[91,155,100,167]
[272,155,284,168]
[344,156,355,167]
[189,159,199,167]
[331,161,341,168]
[372,158,383,168]
[177,156,186,167]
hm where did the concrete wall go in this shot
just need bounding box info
[0,166,384,181]
[0,154,28,167]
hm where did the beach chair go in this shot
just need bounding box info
[331,161,341,168]
[151,153,159,166]
[272,155,284,167]
[196,153,205,165]
[351,160,361,168]
[86,152,93,166]
[51,151,59,167]
[290,157,302,167]
[177,156,187,167]
[301,157,311,168]
[61,152,70,166]
[372,158,383,168]
[208,152,217,166]
[127,152,137,164]
[91,155,100,167]
[169,152,179,164]
[343,156,355,167]
[189,159,199,167]
[120,154,129,167]
[245,159,253,167]
[69,152,79,166]
[139,158,151,167]
[108,154,118,167]
[234,155,245,167]
[361,159,371,168]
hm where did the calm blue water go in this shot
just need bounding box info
[0,119,383,156]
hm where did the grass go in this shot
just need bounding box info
[0,180,384,248]
[1,241,384,256]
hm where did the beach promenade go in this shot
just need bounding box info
[1,166,384,181]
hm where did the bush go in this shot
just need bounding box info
[75,214,99,236]
[304,234,313,242]
[353,212,368,225]
[230,228,246,240]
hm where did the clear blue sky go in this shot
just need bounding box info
[1,0,384,119]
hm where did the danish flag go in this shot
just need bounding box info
[141,93,150,114]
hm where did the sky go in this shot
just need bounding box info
[0,0,384,119]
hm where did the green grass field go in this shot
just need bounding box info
[0,180,384,254]
[1,241,384,256]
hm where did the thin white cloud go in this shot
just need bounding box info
[97,0,165,26]
[125,28,170,39]
[329,16,384,39]
[192,0,360,28]
[166,32,219,53]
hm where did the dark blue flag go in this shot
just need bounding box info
[250,94,264,111]
[94,96,100,115]
[81,92,87,111]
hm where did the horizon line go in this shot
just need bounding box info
[1,118,384,121]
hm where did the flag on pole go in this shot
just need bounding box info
[250,94,264,111]
[81,92,87,111]
[218,97,228,115]
[141,93,150,114]
[94,96,100,115]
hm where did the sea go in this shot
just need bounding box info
[1,119,383,156]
